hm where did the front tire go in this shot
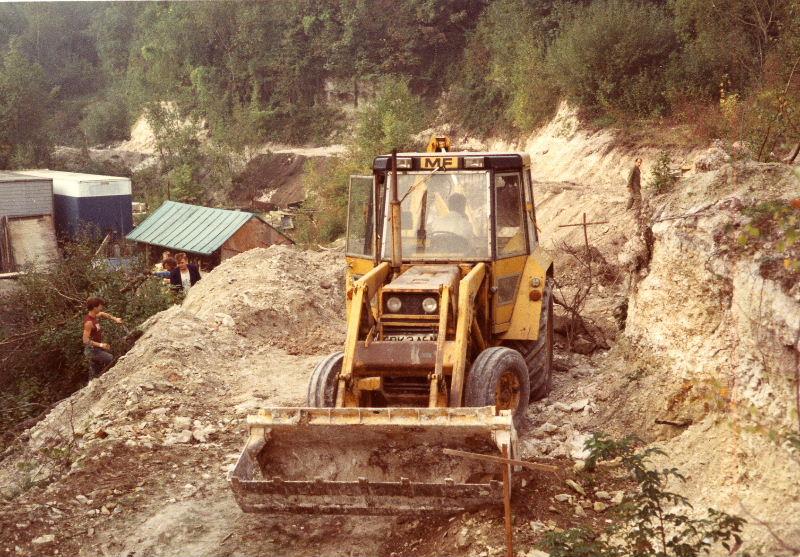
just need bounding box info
[464,347,530,427]
[306,352,343,407]
[505,278,553,401]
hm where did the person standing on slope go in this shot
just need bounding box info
[83,297,123,377]
[626,157,643,212]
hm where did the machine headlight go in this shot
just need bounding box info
[386,297,402,312]
[396,157,413,169]
[422,297,438,314]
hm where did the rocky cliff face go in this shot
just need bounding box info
[515,104,800,551]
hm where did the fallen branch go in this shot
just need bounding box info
[0,329,39,348]
[43,282,83,304]
[120,272,151,294]
[654,210,711,223]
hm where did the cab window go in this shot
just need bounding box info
[381,171,490,259]
[346,176,375,258]
[523,169,538,251]
[494,172,527,257]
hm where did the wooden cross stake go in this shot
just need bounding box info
[558,212,608,253]
[443,448,558,557]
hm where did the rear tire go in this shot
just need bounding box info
[505,278,553,401]
[306,352,343,407]
[464,347,530,427]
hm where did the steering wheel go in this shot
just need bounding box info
[427,231,469,252]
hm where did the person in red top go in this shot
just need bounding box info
[83,297,123,377]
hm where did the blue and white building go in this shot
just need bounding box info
[16,170,133,239]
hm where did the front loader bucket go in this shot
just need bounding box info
[228,406,515,515]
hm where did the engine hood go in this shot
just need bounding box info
[382,265,461,293]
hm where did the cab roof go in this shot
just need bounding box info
[372,151,531,172]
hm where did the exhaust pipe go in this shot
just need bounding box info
[390,149,402,272]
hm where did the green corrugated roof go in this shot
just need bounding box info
[126,201,259,255]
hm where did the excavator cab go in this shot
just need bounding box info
[229,138,554,515]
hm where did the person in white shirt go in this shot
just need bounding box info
[169,252,201,292]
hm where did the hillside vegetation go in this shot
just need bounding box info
[0,1,798,166]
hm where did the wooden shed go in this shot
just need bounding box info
[125,201,293,269]
[0,171,59,272]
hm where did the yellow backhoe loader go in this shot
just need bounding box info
[229,138,554,514]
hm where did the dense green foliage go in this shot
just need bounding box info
[0,241,173,447]
[0,46,51,167]
[543,434,746,557]
[0,1,797,166]
[549,1,678,118]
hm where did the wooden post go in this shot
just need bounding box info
[443,447,558,557]
[582,212,589,252]
[558,214,608,253]
[502,443,513,557]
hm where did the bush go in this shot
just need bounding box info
[648,151,678,194]
[293,157,361,245]
[547,0,678,118]
[0,239,173,447]
[543,434,745,557]
[734,199,800,291]
[80,98,131,145]
[506,38,560,132]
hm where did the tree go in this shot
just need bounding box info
[671,0,792,99]
[547,0,678,118]
[352,76,424,165]
[295,77,425,244]
[0,46,51,168]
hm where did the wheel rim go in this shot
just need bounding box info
[495,370,521,411]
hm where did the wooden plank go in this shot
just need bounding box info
[442,448,558,474]
[6,216,59,268]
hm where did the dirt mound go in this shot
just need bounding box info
[0,245,349,556]
[182,246,346,355]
